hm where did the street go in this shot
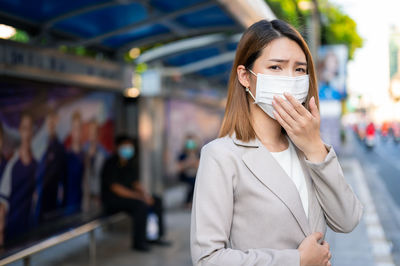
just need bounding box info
[342,130,400,265]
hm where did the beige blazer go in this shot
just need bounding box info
[190,134,363,266]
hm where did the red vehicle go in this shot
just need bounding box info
[365,122,375,149]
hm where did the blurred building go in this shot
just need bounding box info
[389,26,400,101]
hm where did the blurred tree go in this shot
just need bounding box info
[135,62,148,73]
[9,29,29,43]
[59,45,100,58]
[266,0,307,31]
[265,0,363,59]
[319,0,362,60]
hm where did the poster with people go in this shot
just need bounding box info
[0,81,115,246]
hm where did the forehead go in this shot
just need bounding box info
[259,37,306,62]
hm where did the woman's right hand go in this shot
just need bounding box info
[298,232,331,266]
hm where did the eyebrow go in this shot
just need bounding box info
[268,59,307,66]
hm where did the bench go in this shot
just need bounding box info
[0,211,127,266]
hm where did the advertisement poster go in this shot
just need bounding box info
[0,81,115,246]
[318,45,348,151]
[164,99,223,181]
[318,44,348,101]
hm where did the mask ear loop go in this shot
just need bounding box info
[245,87,257,102]
[245,68,257,103]
[247,69,257,77]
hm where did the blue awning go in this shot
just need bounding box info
[162,38,238,85]
[0,0,274,85]
[0,0,241,52]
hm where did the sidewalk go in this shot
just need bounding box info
[7,159,388,266]
[326,158,394,266]
[7,185,193,266]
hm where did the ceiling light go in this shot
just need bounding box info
[0,24,16,39]
[124,87,140,98]
[129,47,141,59]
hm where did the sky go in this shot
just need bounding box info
[330,0,400,106]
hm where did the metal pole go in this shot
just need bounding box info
[23,256,31,266]
[310,0,321,61]
[89,230,96,266]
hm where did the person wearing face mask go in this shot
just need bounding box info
[101,134,170,252]
[177,134,200,208]
[191,20,363,266]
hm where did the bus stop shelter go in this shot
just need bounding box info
[0,0,275,86]
[0,1,275,264]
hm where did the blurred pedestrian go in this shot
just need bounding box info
[381,121,390,141]
[64,111,85,215]
[177,134,200,208]
[0,113,37,245]
[101,135,170,252]
[191,19,363,266]
[392,121,400,143]
[35,109,67,222]
[82,119,108,211]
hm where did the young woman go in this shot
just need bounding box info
[190,19,363,266]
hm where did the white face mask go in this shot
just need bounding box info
[246,69,309,119]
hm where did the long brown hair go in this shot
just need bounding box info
[219,19,319,142]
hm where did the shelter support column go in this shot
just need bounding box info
[138,96,165,195]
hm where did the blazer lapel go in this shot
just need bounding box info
[241,141,311,237]
[295,147,321,233]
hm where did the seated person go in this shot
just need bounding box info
[101,135,170,252]
[177,134,200,208]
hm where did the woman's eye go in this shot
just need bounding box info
[296,68,306,73]
[269,65,281,70]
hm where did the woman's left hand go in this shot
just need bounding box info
[272,93,328,163]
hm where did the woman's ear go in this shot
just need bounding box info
[237,65,250,88]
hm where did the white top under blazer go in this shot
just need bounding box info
[270,139,309,218]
